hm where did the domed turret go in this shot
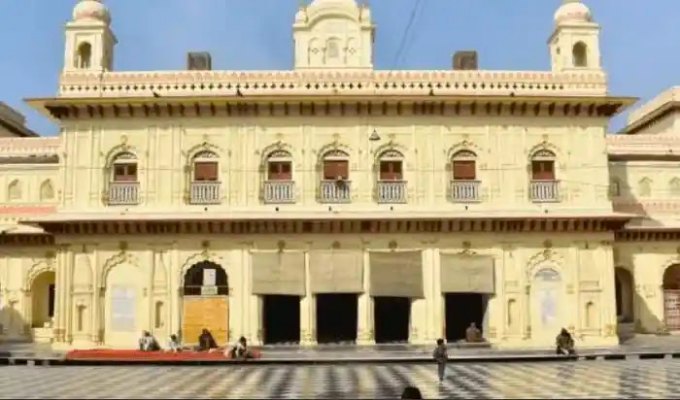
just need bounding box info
[73,0,111,25]
[554,0,592,25]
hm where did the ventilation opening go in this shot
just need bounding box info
[374,297,411,344]
[262,295,300,345]
[445,293,487,342]
[316,294,358,344]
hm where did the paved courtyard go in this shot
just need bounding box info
[1,360,679,399]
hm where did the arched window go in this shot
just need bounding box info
[326,38,340,61]
[266,150,293,181]
[378,149,404,181]
[111,152,138,182]
[638,177,652,197]
[573,42,588,68]
[530,149,556,180]
[192,151,219,182]
[7,179,21,201]
[322,149,350,181]
[40,180,55,201]
[77,42,92,69]
[670,178,680,197]
[451,150,477,181]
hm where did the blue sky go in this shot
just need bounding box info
[2,0,679,136]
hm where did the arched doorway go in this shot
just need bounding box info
[30,271,56,328]
[181,261,229,346]
[663,264,680,331]
[531,268,563,344]
[614,268,634,323]
[104,264,144,348]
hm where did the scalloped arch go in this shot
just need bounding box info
[526,248,566,281]
[527,141,561,161]
[179,251,228,286]
[185,142,223,164]
[101,251,142,287]
[260,141,294,165]
[373,141,408,161]
[317,141,352,162]
[24,259,55,291]
[447,140,482,160]
[104,144,140,167]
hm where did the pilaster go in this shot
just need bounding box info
[357,251,374,345]
[300,251,317,346]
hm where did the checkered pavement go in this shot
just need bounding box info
[1,359,679,399]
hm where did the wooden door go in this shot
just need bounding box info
[182,296,229,346]
[664,290,680,331]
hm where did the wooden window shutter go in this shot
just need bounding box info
[113,163,137,182]
[194,162,218,181]
[532,161,555,180]
[324,160,349,180]
[453,160,476,180]
[269,162,292,181]
[380,161,402,181]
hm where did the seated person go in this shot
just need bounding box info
[167,334,181,353]
[556,328,576,356]
[227,336,253,360]
[465,322,483,343]
[138,331,161,352]
[198,329,218,352]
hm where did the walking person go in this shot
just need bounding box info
[432,338,448,383]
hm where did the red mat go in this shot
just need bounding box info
[66,349,261,361]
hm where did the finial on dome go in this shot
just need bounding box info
[72,0,111,25]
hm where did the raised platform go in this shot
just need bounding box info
[3,336,680,366]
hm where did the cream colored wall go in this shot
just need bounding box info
[59,115,612,212]
[0,248,55,339]
[609,161,680,203]
[0,164,60,205]
[614,241,679,334]
[19,232,617,349]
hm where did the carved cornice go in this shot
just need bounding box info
[31,95,630,121]
[26,215,630,236]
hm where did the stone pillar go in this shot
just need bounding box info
[53,245,69,344]
[432,249,444,341]
[170,244,181,340]
[357,251,374,345]
[91,247,101,344]
[300,251,316,346]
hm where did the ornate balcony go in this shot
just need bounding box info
[530,180,560,202]
[263,181,296,204]
[449,180,481,203]
[189,181,221,205]
[376,180,407,204]
[319,180,352,203]
[107,182,140,205]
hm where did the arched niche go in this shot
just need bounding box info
[103,263,143,347]
[29,271,56,328]
[530,267,563,343]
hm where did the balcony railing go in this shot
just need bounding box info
[530,180,560,202]
[263,180,296,204]
[449,180,481,203]
[108,182,140,205]
[319,180,352,203]
[190,181,221,205]
[376,180,407,204]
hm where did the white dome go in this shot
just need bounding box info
[73,0,111,24]
[554,0,592,25]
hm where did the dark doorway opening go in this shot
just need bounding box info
[48,284,56,318]
[263,295,300,345]
[374,297,411,343]
[316,294,358,344]
[445,293,486,342]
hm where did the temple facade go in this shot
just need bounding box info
[0,0,677,350]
